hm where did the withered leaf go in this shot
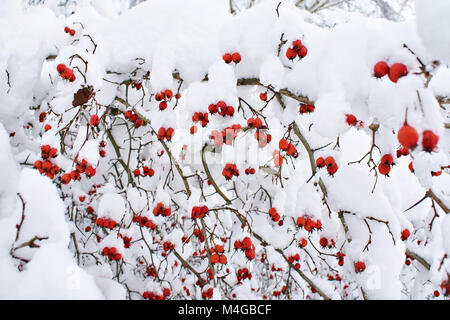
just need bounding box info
[72,86,93,107]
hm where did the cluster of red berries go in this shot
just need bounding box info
[119,233,132,248]
[133,166,155,177]
[316,156,338,176]
[286,39,308,61]
[56,63,76,82]
[70,157,96,181]
[254,129,272,148]
[102,247,122,261]
[222,52,241,64]
[162,241,175,252]
[153,202,171,217]
[131,81,142,90]
[41,145,58,160]
[132,215,156,229]
[319,237,336,249]
[345,114,363,127]
[34,145,60,179]
[202,287,214,299]
[191,205,209,219]
[287,254,301,269]
[124,110,144,128]
[157,127,175,141]
[244,167,256,175]
[299,103,315,114]
[247,117,264,129]
[155,89,173,111]
[142,288,170,300]
[222,163,239,180]
[296,216,322,232]
[64,26,76,36]
[209,245,227,264]
[378,154,394,176]
[234,237,256,260]
[373,61,408,83]
[268,207,283,225]
[401,229,411,241]
[208,101,235,117]
[398,122,440,152]
[192,112,209,127]
[354,261,366,273]
[236,268,252,281]
[193,228,205,242]
[34,159,60,180]
[279,138,298,158]
[96,217,117,230]
[39,112,46,123]
[210,124,242,147]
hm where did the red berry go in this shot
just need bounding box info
[388,63,408,83]
[398,123,419,149]
[286,47,297,60]
[222,53,232,64]
[355,261,366,273]
[297,45,308,58]
[381,154,394,166]
[373,61,390,78]
[421,130,439,152]
[345,114,357,126]
[401,229,411,241]
[231,52,241,63]
[90,115,100,126]
[378,163,391,176]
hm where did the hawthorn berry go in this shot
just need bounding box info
[90,114,100,126]
[398,122,419,149]
[421,130,439,152]
[355,261,366,273]
[222,53,232,64]
[231,52,241,63]
[388,63,408,83]
[401,229,411,241]
[373,61,390,78]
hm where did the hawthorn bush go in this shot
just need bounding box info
[0,0,449,300]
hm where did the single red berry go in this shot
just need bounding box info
[286,47,297,60]
[398,122,419,149]
[231,52,241,63]
[90,115,100,126]
[297,45,308,58]
[373,61,390,78]
[401,229,411,241]
[345,114,357,126]
[222,53,232,64]
[388,63,408,83]
[378,163,391,176]
[421,130,439,152]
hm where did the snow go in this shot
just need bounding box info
[0,0,448,301]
